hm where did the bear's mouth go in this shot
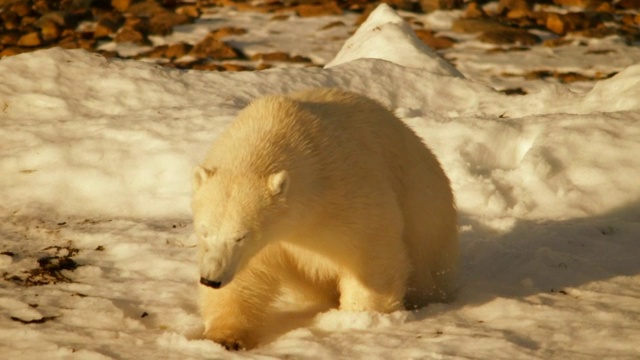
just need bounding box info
[200,277,222,289]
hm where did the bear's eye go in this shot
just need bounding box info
[235,233,249,244]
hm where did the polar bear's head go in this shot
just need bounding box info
[191,166,289,289]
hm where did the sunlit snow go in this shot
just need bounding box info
[1,4,639,359]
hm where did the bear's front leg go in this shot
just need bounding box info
[200,271,278,350]
[201,284,258,350]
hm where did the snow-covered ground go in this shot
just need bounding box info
[1,4,640,359]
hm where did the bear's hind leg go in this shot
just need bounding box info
[338,273,405,313]
[337,228,410,313]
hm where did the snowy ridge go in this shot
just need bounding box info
[1,4,640,359]
[1,47,639,225]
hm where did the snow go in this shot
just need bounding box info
[325,4,463,77]
[2,4,640,359]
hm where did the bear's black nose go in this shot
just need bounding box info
[200,277,222,289]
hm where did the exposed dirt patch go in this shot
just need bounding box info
[3,244,81,286]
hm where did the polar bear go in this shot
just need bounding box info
[191,88,458,350]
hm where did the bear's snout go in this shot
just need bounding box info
[200,277,222,289]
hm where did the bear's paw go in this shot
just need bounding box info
[204,328,257,351]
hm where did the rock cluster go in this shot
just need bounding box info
[0,0,199,57]
[1,0,639,74]
[453,0,640,47]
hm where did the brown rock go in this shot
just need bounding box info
[36,11,75,28]
[506,8,531,19]
[39,20,61,42]
[221,63,250,72]
[615,0,640,9]
[21,16,38,28]
[126,1,166,17]
[578,27,621,39]
[452,18,512,33]
[0,31,21,46]
[498,0,532,13]
[94,18,122,38]
[251,52,312,63]
[522,70,552,80]
[58,40,80,49]
[414,29,456,49]
[584,49,616,55]
[555,72,591,83]
[97,50,119,58]
[595,2,613,12]
[251,52,289,62]
[553,0,584,6]
[211,26,247,38]
[142,45,168,58]
[165,42,191,59]
[148,12,190,35]
[499,87,527,95]
[420,0,463,12]
[1,11,20,30]
[319,21,345,30]
[256,63,273,71]
[112,0,132,12]
[115,27,145,43]
[271,14,289,21]
[176,5,200,18]
[464,2,486,19]
[382,0,421,12]
[622,14,636,27]
[295,2,342,17]
[0,46,30,58]
[191,63,224,71]
[289,54,312,63]
[545,13,566,35]
[190,34,239,60]
[543,37,574,47]
[553,0,603,8]
[61,28,75,38]
[57,34,75,47]
[76,38,96,50]
[478,29,540,46]
[20,25,38,34]
[10,1,32,17]
[545,12,598,35]
[32,0,51,15]
[17,32,41,47]
[124,16,147,31]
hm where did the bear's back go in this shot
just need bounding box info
[203,88,451,203]
[289,89,450,196]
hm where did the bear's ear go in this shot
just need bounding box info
[268,170,289,197]
[192,166,216,191]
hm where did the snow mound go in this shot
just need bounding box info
[581,63,640,113]
[325,4,462,77]
[1,46,640,228]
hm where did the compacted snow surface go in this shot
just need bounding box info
[1,4,640,359]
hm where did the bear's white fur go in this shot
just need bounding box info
[192,88,458,349]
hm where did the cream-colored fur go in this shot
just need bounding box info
[191,88,458,350]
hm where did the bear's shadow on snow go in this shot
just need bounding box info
[414,199,640,319]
